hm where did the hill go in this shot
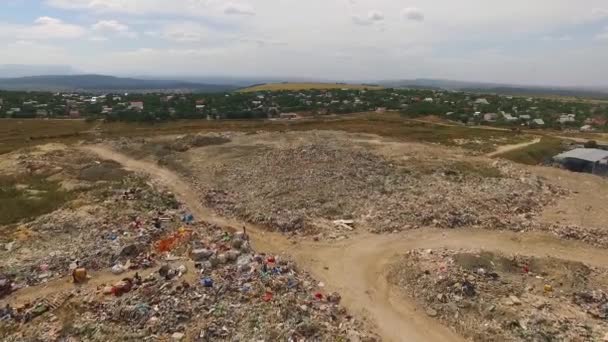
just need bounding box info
[239,82,383,92]
[379,78,608,99]
[0,75,236,93]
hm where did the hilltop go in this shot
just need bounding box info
[239,82,383,92]
[0,75,235,93]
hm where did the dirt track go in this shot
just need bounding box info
[73,144,608,341]
[486,137,541,157]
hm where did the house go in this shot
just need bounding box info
[580,125,595,132]
[36,109,48,117]
[101,106,113,114]
[279,112,299,120]
[475,98,490,105]
[519,115,532,120]
[585,116,608,127]
[559,114,575,124]
[532,119,545,126]
[554,148,608,176]
[376,107,387,113]
[445,112,454,116]
[502,113,518,122]
[423,98,434,103]
[195,105,206,111]
[484,113,499,122]
[69,110,81,118]
[129,101,144,111]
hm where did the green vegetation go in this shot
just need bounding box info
[0,175,72,225]
[497,137,567,165]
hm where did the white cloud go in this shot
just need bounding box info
[595,28,608,41]
[223,2,255,16]
[92,20,129,32]
[368,10,384,21]
[0,17,86,40]
[591,8,608,19]
[92,19,137,38]
[542,35,573,41]
[352,10,384,26]
[402,8,424,21]
[158,22,211,42]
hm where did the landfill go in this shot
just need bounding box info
[0,145,377,341]
[178,133,566,236]
[388,248,608,341]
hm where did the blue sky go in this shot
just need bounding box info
[0,0,607,86]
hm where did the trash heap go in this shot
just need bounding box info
[388,249,608,341]
[1,221,376,341]
[0,174,180,287]
[195,138,564,235]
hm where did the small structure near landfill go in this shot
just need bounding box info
[554,148,608,176]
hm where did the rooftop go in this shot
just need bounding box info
[554,148,608,163]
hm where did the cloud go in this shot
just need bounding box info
[240,38,288,47]
[592,8,608,19]
[402,7,424,21]
[595,28,608,41]
[223,3,255,16]
[352,10,385,26]
[368,10,384,21]
[155,22,219,43]
[542,35,573,41]
[0,17,86,40]
[92,19,137,38]
[92,20,129,32]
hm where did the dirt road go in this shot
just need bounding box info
[486,137,541,157]
[78,145,608,342]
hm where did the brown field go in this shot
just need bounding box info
[238,82,383,92]
[0,114,531,156]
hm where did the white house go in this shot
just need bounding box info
[532,119,545,126]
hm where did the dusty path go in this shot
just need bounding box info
[63,145,608,341]
[486,137,541,157]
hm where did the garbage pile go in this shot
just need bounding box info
[194,137,564,235]
[167,133,231,152]
[0,174,180,287]
[0,222,376,341]
[545,223,608,248]
[388,248,608,341]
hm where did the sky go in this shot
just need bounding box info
[1,0,608,86]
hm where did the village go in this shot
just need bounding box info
[1,88,608,132]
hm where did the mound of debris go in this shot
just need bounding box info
[0,145,376,341]
[196,136,564,235]
[388,249,608,341]
[1,221,376,341]
[545,223,608,248]
[0,174,181,287]
[167,133,231,152]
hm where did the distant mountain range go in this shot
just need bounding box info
[0,68,607,99]
[0,64,80,78]
[0,75,236,93]
[378,78,608,99]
